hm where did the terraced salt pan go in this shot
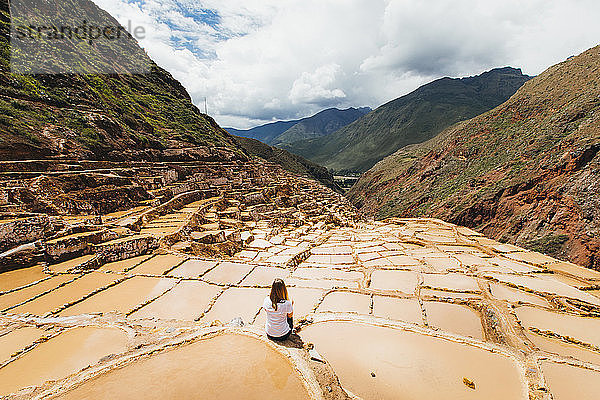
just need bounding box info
[240,266,289,286]
[355,245,387,254]
[0,326,46,363]
[541,362,600,400]
[0,275,78,312]
[372,296,423,324]
[317,292,371,314]
[55,334,309,400]
[286,287,324,318]
[311,245,352,255]
[59,277,177,316]
[416,232,457,243]
[129,281,221,320]
[505,251,557,266]
[302,321,526,400]
[437,244,486,254]
[424,301,484,340]
[485,257,542,273]
[201,287,266,324]
[453,253,493,268]
[551,274,590,288]
[515,306,600,349]
[369,270,418,294]
[168,259,217,278]
[420,289,481,300]
[0,265,47,292]
[0,327,128,396]
[489,283,549,307]
[420,256,461,272]
[202,262,254,285]
[292,267,362,282]
[304,254,354,265]
[362,258,394,268]
[385,255,420,267]
[97,255,152,272]
[49,255,96,273]
[285,277,359,290]
[525,331,600,366]
[422,273,479,292]
[486,273,600,306]
[544,262,600,281]
[10,272,122,315]
[128,254,186,275]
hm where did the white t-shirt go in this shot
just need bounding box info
[262,296,293,337]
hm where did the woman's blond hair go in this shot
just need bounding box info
[270,278,289,311]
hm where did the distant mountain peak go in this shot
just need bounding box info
[282,66,531,173]
[226,106,371,146]
[348,45,600,270]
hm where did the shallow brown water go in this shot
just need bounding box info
[11,272,121,315]
[487,274,600,306]
[168,259,217,278]
[317,292,371,314]
[525,331,600,366]
[0,326,46,363]
[372,296,423,324]
[59,277,177,316]
[515,306,600,348]
[0,275,78,312]
[54,334,308,400]
[129,281,221,320]
[97,255,152,272]
[489,283,549,307]
[49,255,96,273]
[424,301,484,339]
[202,262,255,285]
[128,254,186,275]
[369,270,418,294]
[201,287,267,324]
[292,267,362,282]
[0,327,128,396]
[422,273,479,292]
[302,321,526,400]
[0,265,47,292]
[240,266,289,286]
[541,361,600,400]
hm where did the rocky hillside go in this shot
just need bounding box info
[226,107,370,146]
[290,68,531,173]
[349,46,600,270]
[232,135,341,192]
[0,0,242,161]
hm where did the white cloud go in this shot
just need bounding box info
[289,64,346,105]
[94,0,600,128]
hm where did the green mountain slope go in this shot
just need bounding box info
[0,0,242,161]
[348,46,600,270]
[232,136,341,192]
[272,107,370,146]
[288,67,531,173]
[226,107,370,146]
[225,120,299,145]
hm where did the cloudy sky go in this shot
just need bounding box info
[95,0,600,128]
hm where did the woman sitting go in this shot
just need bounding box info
[263,278,293,341]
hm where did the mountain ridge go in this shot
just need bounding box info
[225,106,370,145]
[285,67,532,173]
[348,46,600,269]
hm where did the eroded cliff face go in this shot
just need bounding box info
[349,45,600,270]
